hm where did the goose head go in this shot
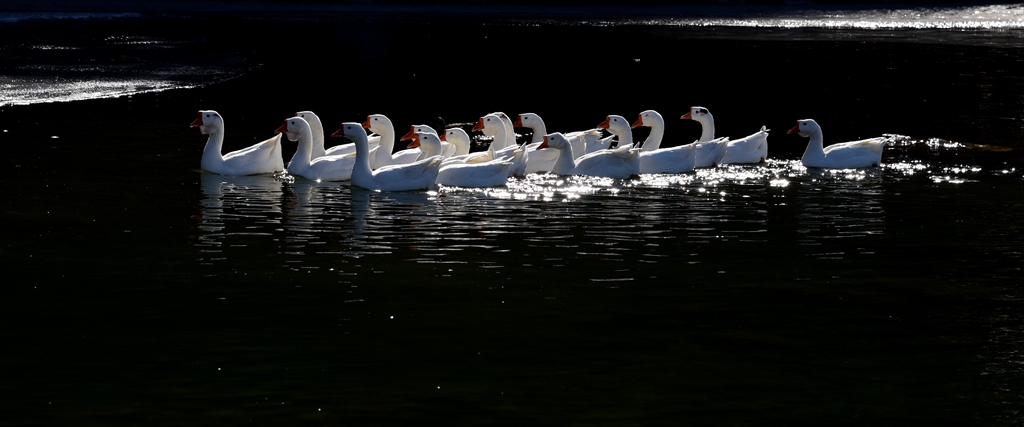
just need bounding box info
[408,132,443,156]
[472,113,505,137]
[536,132,569,151]
[190,110,223,135]
[400,124,438,141]
[363,114,393,133]
[441,127,472,152]
[295,111,322,131]
[274,116,310,142]
[787,119,820,138]
[631,110,663,129]
[681,106,712,124]
[513,113,532,128]
[597,115,631,135]
[331,122,367,141]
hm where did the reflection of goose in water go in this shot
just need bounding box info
[349,187,435,253]
[200,172,285,212]
[198,172,285,246]
[794,167,887,245]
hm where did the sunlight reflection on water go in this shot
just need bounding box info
[193,137,1011,275]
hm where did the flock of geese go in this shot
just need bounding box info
[190,108,888,192]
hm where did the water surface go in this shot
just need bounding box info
[2,7,1024,426]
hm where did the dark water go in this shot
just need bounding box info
[2,8,1024,426]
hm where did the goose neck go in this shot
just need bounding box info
[641,122,664,152]
[697,117,716,142]
[201,130,225,169]
[802,131,826,161]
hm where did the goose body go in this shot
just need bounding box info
[473,113,528,177]
[631,110,697,174]
[539,132,640,179]
[788,119,885,169]
[278,116,355,181]
[680,106,731,167]
[191,110,284,176]
[720,126,770,165]
[412,132,513,187]
[513,112,598,171]
[333,122,441,191]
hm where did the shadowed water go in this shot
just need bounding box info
[3,7,1024,426]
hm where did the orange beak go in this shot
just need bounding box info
[596,116,611,129]
[274,121,288,134]
[471,118,486,132]
[513,115,524,127]
[407,135,421,149]
[400,126,417,141]
[362,117,372,129]
[190,112,202,127]
[787,122,800,134]
[631,115,643,129]
[680,111,692,120]
[330,125,346,137]
[536,135,550,150]
[439,132,448,142]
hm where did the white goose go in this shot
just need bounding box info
[438,127,495,166]
[788,119,886,169]
[595,115,637,150]
[680,106,731,167]
[363,114,422,170]
[191,110,284,176]
[399,124,457,159]
[440,128,472,157]
[332,122,442,191]
[678,106,768,164]
[630,110,697,174]
[277,116,355,181]
[294,111,379,158]
[513,113,604,159]
[411,132,513,188]
[472,114,528,177]
[538,132,640,179]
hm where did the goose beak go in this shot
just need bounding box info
[274,121,288,134]
[596,116,611,129]
[407,134,421,149]
[631,115,643,129]
[400,126,418,141]
[513,115,524,128]
[680,111,692,120]
[439,132,448,142]
[330,125,346,137]
[787,122,800,135]
[537,135,550,150]
[361,117,372,129]
[471,118,486,132]
[190,112,203,127]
